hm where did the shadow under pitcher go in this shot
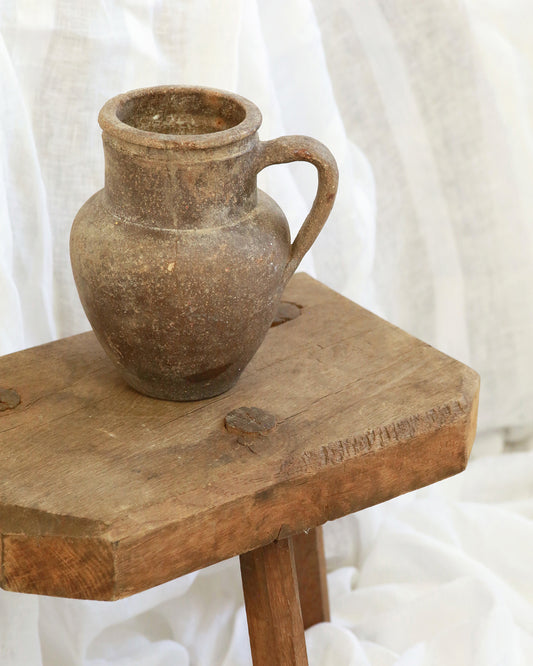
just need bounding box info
[70,85,338,401]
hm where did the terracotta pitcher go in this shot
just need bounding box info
[70,86,338,401]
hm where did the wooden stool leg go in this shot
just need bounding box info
[292,526,330,628]
[240,537,309,666]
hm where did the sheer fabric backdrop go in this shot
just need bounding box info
[1,1,532,664]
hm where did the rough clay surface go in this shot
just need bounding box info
[70,85,338,401]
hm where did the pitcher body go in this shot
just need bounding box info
[71,86,338,400]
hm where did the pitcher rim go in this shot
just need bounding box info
[98,85,263,150]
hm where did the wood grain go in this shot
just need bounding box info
[240,538,308,666]
[0,273,480,599]
[2,535,115,600]
[293,527,330,628]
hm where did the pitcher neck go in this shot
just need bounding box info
[97,85,263,229]
[102,135,259,229]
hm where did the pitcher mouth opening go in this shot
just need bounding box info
[99,86,262,150]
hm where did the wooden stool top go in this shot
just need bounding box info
[0,275,479,601]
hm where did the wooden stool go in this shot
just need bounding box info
[0,274,479,665]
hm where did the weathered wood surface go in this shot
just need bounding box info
[0,273,479,600]
[293,527,330,628]
[240,538,308,666]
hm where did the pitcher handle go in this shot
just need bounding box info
[256,136,339,287]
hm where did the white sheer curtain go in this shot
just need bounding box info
[313,0,533,441]
[1,1,532,664]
